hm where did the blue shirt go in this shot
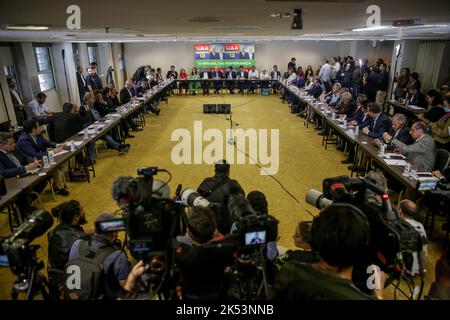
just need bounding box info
[69,239,130,281]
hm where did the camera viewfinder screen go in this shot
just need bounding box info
[417,180,438,191]
[97,219,126,233]
[245,231,266,246]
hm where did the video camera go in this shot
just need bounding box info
[0,210,54,299]
[306,175,424,278]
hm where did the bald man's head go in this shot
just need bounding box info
[399,199,417,219]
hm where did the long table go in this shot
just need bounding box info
[280,83,421,193]
[384,99,426,119]
[0,80,174,221]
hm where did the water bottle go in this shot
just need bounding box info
[354,125,359,136]
[48,152,56,165]
[331,112,336,120]
[83,128,89,140]
[70,140,76,152]
[378,143,385,157]
[42,155,50,169]
[402,162,411,176]
[343,119,347,128]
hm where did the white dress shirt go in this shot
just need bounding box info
[248,70,259,79]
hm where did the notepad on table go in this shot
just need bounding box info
[384,159,407,166]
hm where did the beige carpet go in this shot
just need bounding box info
[0,93,443,299]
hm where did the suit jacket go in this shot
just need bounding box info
[237,71,248,79]
[78,105,95,126]
[393,134,437,171]
[16,133,57,159]
[212,71,223,79]
[385,126,412,150]
[166,70,178,79]
[366,112,392,139]
[85,74,103,91]
[358,113,373,129]
[200,71,211,79]
[119,87,133,104]
[76,72,86,94]
[225,71,236,80]
[406,92,426,108]
[47,112,83,143]
[0,149,31,178]
[307,85,323,99]
[346,107,364,123]
[270,71,281,79]
[337,100,357,116]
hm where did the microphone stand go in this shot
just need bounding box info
[226,112,239,145]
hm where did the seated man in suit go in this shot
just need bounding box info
[362,102,392,139]
[384,121,437,172]
[377,113,413,149]
[306,77,324,99]
[119,80,144,131]
[405,85,427,108]
[324,83,342,107]
[270,65,282,94]
[200,68,211,95]
[335,92,356,116]
[16,120,69,196]
[347,94,368,125]
[211,66,223,94]
[27,92,55,125]
[7,78,27,126]
[247,66,259,94]
[0,132,47,218]
[236,65,248,94]
[224,66,236,94]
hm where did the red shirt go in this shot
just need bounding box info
[179,72,188,80]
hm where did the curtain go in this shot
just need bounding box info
[415,40,447,92]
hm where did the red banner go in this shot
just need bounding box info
[224,44,240,51]
[195,44,210,52]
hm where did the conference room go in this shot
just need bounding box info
[0,0,449,306]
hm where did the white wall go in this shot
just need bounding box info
[124,40,394,78]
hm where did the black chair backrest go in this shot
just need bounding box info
[0,120,11,132]
[435,149,450,172]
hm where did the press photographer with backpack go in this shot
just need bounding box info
[47,200,90,299]
[65,212,130,300]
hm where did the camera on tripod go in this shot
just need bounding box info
[0,210,54,299]
[305,175,425,278]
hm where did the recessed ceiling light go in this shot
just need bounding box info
[4,25,49,30]
[352,26,392,32]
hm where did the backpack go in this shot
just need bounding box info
[48,225,87,270]
[64,240,116,300]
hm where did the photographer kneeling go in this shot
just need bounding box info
[271,203,374,300]
[174,206,235,300]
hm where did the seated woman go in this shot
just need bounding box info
[178,68,189,95]
[418,89,445,124]
[188,67,200,95]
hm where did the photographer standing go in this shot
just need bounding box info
[197,160,245,234]
[47,200,90,299]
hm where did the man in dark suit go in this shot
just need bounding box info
[237,65,248,94]
[200,69,211,95]
[166,65,178,80]
[120,80,136,104]
[47,103,83,143]
[405,85,427,108]
[16,120,69,196]
[211,67,223,94]
[271,65,282,94]
[76,66,86,103]
[85,67,103,93]
[362,102,392,139]
[7,78,27,126]
[0,132,46,218]
[379,113,412,149]
[306,78,324,99]
[346,94,368,124]
[224,66,236,94]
